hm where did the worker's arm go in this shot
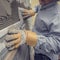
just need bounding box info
[5,26,60,54]
[34,33,60,54]
[32,15,60,54]
[5,14,60,54]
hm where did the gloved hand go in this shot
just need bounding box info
[19,8,35,17]
[5,29,26,50]
[22,9,35,16]
[5,29,37,50]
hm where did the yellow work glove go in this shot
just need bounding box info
[5,29,37,50]
[19,8,36,19]
[19,8,35,16]
[23,9,35,16]
[5,29,26,50]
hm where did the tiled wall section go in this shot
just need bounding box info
[30,0,39,25]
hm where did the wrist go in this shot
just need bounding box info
[19,30,26,45]
[25,30,38,47]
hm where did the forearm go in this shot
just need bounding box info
[25,30,60,54]
[6,29,60,54]
[34,35,60,54]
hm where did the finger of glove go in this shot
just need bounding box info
[5,37,21,48]
[23,15,31,20]
[5,33,21,42]
[7,43,20,51]
[22,12,29,16]
[14,43,20,49]
[21,9,28,13]
[18,8,28,13]
[8,29,20,34]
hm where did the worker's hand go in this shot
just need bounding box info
[5,29,38,51]
[19,8,35,18]
[5,29,26,51]
[22,9,35,16]
[18,8,36,19]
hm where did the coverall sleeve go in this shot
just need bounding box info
[35,14,60,54]
[32,5,40,13]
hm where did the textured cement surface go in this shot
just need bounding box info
[0,0,19,30]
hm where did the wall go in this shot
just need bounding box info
[30,0,39,25]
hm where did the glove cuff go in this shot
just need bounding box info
[25,31,38,47]
[19,30,26,45]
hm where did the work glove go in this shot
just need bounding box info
[5,29,26,50]
[19,8,35,19]
[5,29,37,51]
[22,9,35,16]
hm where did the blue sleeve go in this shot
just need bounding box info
[34,14,60,54]
[35,35,60,54]
[32,5,40,13]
